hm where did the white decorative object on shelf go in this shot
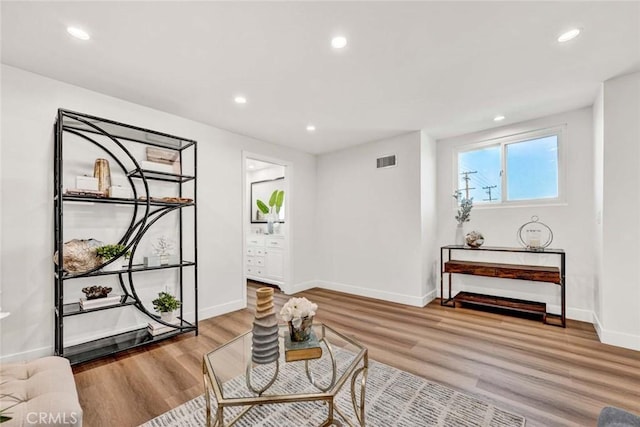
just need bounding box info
[517,216,553,251]
[152,236,175,265]
[75,176,99,191]
[465,230,485,248]
[140,160,174,174]
[455,223,465,246]
[80,295,122,310]
[108,185,132,199]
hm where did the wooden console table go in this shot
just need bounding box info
[440,245,566,327]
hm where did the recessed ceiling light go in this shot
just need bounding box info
[67,26,90,41]
[248,164,255,169]
[558,28,581,43]
[494,115,506,122]
[331,36,347,49]
[234,96,247,104]
[306,125,316,132]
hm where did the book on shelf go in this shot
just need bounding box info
[79,295,123,310]
[284,330,323,362]
[147,319,180,336]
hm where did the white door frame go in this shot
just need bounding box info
[241,151,293,306]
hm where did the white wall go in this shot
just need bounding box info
[593,86,604,325]
[436,107,595,322]
[0,65,317,361]
[420,132,438,298]
[594,71,640,350]
[314,131,430,306]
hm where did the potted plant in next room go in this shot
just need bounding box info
[256,189,284,234]
[96,244,131,272]
[152,291,182,323]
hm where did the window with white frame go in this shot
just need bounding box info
[456,127,564,205]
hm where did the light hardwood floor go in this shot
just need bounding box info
[73,283,640,427]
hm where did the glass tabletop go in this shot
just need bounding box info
[204,323,367,403]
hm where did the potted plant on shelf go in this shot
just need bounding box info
[256,189,284,234]
[96,244,130,272]
[152,291,181,322]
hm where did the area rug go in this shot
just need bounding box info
[141,354,525,427]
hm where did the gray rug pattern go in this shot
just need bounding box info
[141,353,525,427]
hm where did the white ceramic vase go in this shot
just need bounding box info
[160,311,175,323]
[455,223,465,246]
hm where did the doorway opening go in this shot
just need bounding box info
[242,153,291,306]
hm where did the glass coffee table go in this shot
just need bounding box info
[203,323,368,426]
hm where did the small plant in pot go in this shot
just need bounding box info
[152,291,181,323]
[96,244,131,272]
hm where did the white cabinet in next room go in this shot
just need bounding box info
[246,234,285,287]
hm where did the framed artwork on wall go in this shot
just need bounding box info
[250,177,285,223]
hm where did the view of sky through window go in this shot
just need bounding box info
[506,136,559,200]
[457,134,559,203]
[458,145,501,202]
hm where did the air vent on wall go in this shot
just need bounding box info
[376,154,397,169]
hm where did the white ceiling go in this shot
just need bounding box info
[2,2,639,154]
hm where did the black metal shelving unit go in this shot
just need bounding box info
[54,109,198,365]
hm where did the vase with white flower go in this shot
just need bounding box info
[279,297,318,342]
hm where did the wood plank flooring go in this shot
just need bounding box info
[72,283,640,426]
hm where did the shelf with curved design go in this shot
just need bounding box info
[54,109,198,365]
[58,261,196,280]
[60,295,137,317]
[63,320,197,365]
[61,194,195,207]
[128,169,195,183]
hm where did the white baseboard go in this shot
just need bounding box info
[316,280,429,307]
[198,299,245,320]
[290,280,317,294]
[593,311,604,339]
[423,288,437,306]
[592,311,640,351]
[549,305,593,323]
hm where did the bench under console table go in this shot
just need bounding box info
[440,245,566,327]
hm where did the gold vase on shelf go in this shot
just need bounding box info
[93,158,111,195]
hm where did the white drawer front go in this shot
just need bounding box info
[256,258,265,266]
[247,235,265,246]
[247,247,255,256]
[256,248,265,256]
[246,265,264,276]
[246,256,255,265]
[266,238,284,248]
